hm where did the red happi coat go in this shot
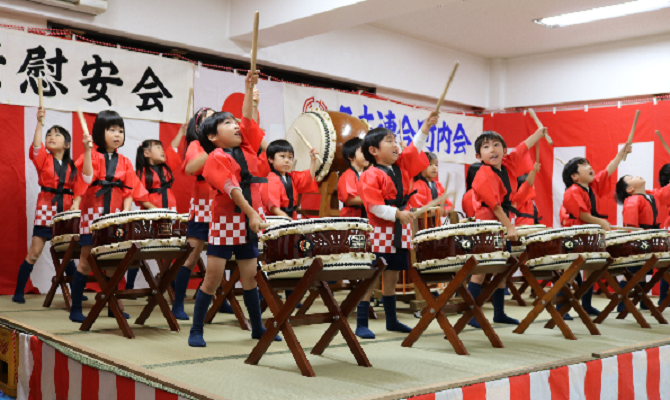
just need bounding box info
[264,170,318,220]
[135,145,182,210]
[622,185,670,228]
[257,152,271,178]
[514,181,539,226]
[562,169,613,227]
[472,143,533,221]
[30,145,86,226]
[183,141,215,223]
[76,149,146,235]
[359,143,429,253]
[408,178,453,211]
[202,117,264,246]
[338,168,366,218]
[462,189,476,218]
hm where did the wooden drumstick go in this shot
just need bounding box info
[656,130,670,157]
[528,108,553,145]
[412,193,448,218]
[555,157,566,165]
[294,127,324,164]
[186,87,193,124]
[38,77,45,126]
[623,110,640,161]
[259,222,271,230]
[435,61,459,113]
[610,226,643,231]
[250,12,259,81]
[77,107,93,149]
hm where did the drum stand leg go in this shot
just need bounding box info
[658,273,670,313]
[514,255,588,340]
[43,238,78,311]
[593,256,659,328]
[294,289,319,316]
[616,261,668,325]
[506,264,526,307]
[155,259,175,305]
[204,263,250,330]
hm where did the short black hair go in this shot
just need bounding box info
[362,127,394,165]
[266,139,294,172]
[517,173,528,187]
[46,125,77,181]
[615,176,631,205]
[660,164,670,187]
[414,152,438,181]
[466,162,482,191]
[474,131,506,156]
[197,111,236,154]
[342,137,363,168]
[184,107,213,156]
[92,110,125,150]
[562,157,589,188]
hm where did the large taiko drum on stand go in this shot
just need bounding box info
[285,109,368,182]
[412,221,509,274]
[90,209,183,260]
[51,210,81,251]
[606,229,670,268]
[509,225,547,257]
[172,213,189,238]
[521,224,609,270]
[260,217,375,279]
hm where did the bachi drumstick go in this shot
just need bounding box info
[656,130,670,157]
[294,127,324,164]
[77,107,93,149]
[412,193,448,218]
[38,77,45,126]
[622,110,640,161]
[435,62,460,113]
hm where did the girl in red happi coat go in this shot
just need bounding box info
[69,110,148,323]
[408,151,453,212]
[462,163,481,218]
[338,137,369,218]
[13,108,86,303]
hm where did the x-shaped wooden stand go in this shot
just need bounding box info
[156,254,207,305]
[593,255,668,328]
[402,255,522,355]
[43,238,79,311]
[246,258,386,377]
[514,255,613,340]
[80,243,193,339]
[204,260,251,330]
[658,273,670,313]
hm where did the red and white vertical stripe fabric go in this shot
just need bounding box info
[18,333,189,400]
[405,345,670,400]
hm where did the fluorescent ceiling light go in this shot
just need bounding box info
[535,0,670,28]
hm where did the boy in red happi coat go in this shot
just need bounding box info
[559,145,630,318]
[356,112,434,339]
[514,162,542,226]
[468,128,547,328]
[338,137,369,218]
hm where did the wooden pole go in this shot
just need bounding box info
[656,130,670,157]
[435,62,460,113]
[77,107,93,149]
[250,12,259,75]
[623,110,641,161]
[38,77,45,126]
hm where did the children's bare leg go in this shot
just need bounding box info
[13,236,47,303]
[172,237,206,320]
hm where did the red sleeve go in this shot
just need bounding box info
[513,181,535,205]
[29,145,49,172]
[462,190,475,217]
[72,172,88,197]
[434,182,453,211]
[397,143,429,179]
[131,173,149,203]
[75,152,103,181]
[182,141,205,175]
[337,170,358,204]
[472,166,506,208]
[650,185,670,207]
[289,170,318,195]
[590,169,614,198]
[202,150,235,192]
[409,180,430,208]
[164,144,182,172]
[257,152,270,178]
[240,117,264,155]
[265,173,285,211]
[359,169,388,209]
[503,143,533,177]
[622,196,643,227]
[563,185,590,219]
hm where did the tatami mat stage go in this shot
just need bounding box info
[4,291,670,400]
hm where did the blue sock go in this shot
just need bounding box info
[65,261,87,301]
[189,290,212,347]
[108,282,129,319]
[617,281,627,313]
[467,282,482,328]
[582,286,600,315]
[172,266,192,320]
[125,268,138,290]
[660,278,669,306]
[12,261,34,303]
[218,299,234,314]
[243,288,281,341]
[383,295,411,333]
[285,290,302,308]
[69,271,88,323]
[493,288,519,324]
[355,301,375,339]
[556,288,573,320]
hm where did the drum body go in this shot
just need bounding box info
[509,225,547,257]
[606,229,670,268]
[285,109,367,182]
[90,209,183,260]
[412,221,509,274]
[172,214,189,238]
[522,224,608,270]
[260,217,375,279]
[51,211,81,252]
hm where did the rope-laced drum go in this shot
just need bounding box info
[50,210,81,251]
[90,209,182,260]
[522,224,609,270]
[412,221,509,274]
[606,229,670,268]
[285,109,367,182]
[509,225,547,257]
[172,213,189,238]
[260,217,375,279]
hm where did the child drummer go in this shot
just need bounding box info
[356,112,434,339]
[469,128,547,328]
[338,137,369,218]
[560,145,631,318]
[409,151,453,213]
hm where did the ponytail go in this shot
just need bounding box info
[136,140,162,188]
[185,107,213,157]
